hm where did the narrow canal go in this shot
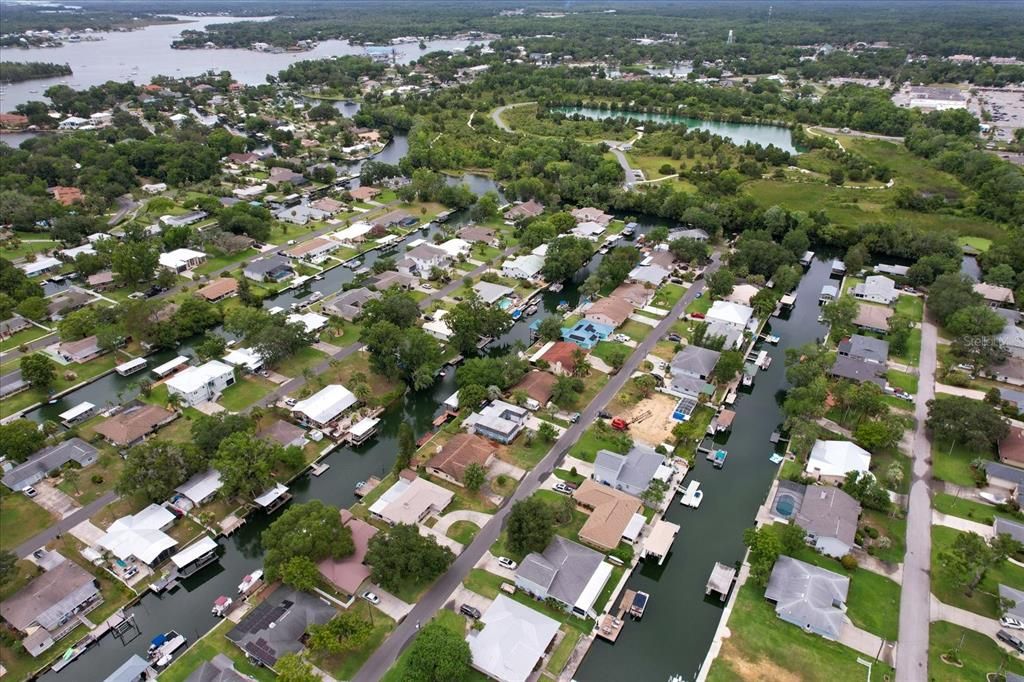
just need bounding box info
[574,258,833,682]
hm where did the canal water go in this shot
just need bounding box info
[551,106,799,154]
[574,258,832,682]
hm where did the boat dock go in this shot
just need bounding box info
[706,562,738,602]
[596,588,636,642]
[311,462,330,476]
[355,476,381,498]
[432,409,458,427]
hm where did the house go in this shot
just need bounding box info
[422,309,454,342]
[372,209,413,229]
[668,228,710,242]
[538,340,589,375]
[592,445,667,497]
[874,264,909,277]
[706,300,754,331]
[852,276,898,305]
[223,347,265,372]
[819,285,838,303]
[285,237,341,264]
[0,314,31,339]
[57,335,104,363]
[19,256,62,277]
[98,503,177,566]
[166,360,236,407]
[570,221,607,241]
[160,211,208,228]
[611,282,654,309]
[58,243,96,261]
[1000,584,1024,621]
[473,281,514,305]
[47,288,93,320]
[837,335,889,364]
[504,200,545,221]
[242,255,295,283]
[323,287,381,321]
[628,263,671,287]
[268,167,307,185]
[86,271,115,291]
[829,356,887,387]
[725,284,761,307]
[51,186,83,206]
[398,243,450,275]
[286,311,328,334]
[369,473,454,525]
[671,346,720,382]
[438,238,471,259]
[573,480,643,551]
[258,419,307,449]
[94,405,176,447]
[853,304,893,334]
[998,320,1024,360]
[571,206,613,226]
[773,481,862,558]
[2,438,98,492]
[458,226,498,246]
[985,461,1024,504]
[502,253,545,280]
[196,277,238,302]
[332,221,375,246]
[318,510,378,596]
[226,587,335,667]
[292,384,357,429]
[369,270,417,291]
[274,203,329,226]
[159,248,207,273]
[516,536,613,618]
[975,282,1015,307]
[764,556,849,639]
[995,518,1024,544]
[349,186,381,201]
[584,296,633,329]
[467,595,560,682]
[182,654,246,682]
[465,400,529,444]
[805,440,872,483]
[426,433,496,486]
[310,197,345,214]
[513,370,558,408]
[0,561,102,657]
[175,469,224,508]
[1000,426,1024,468]
[226,152,260,165]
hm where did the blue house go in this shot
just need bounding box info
[561,320,613,350]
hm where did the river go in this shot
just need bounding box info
[552,106,799,154]
[574,258,832,682]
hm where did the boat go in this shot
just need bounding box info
[556,301,570,312]
[741,373,754,387]
[115,357,148,376]
[629,590,649,618]
[355,480,366,490]
[308,291,324,303]
[679,480,702,508]
[345,259,362,269]
[238,569,263,595]
[621,225,636,238]
[311,462,330,476]
[764,334,780,344]
[211,596,232,617]
[549,282,563,293]
[148,630,184,658]
[707,449,727,469]
[153,632,186,667]
[313,274,324,281]
[511,309,522,320]
[769,453,785,465]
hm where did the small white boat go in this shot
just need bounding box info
[238,569,263,595]
[211,596,232,616]
[764,334,780,344]
[741,373,754,387]
[308,291,323,302]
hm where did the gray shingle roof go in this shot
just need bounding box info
[995,517,1024,543]
[2,438,98,491]
[671,345,721,378]
[764,556,849,639]
[226,587,335,667]
[1000,584,1024,620]
[0,560,98,632]
[829,356,886,387]
[986,461,1024,487]
[795,485,861,547]
[838,335,889,364]
[594,445,665,492]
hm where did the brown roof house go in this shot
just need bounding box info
[538,341,587,377]
[1000,425,1024,468]
[584,295,633,329]
[50,186,83,206]
[57,335,104,363]
[258,419,308,449]
[571,206,613,226]
[349,186,381,202]
[572,479,643,552]
[196,277,238,302]
[426,433,496,487]
[504,199,545,221]
[853,304,893,334]
[94,404,177,447]
[317,509,378,596]
[513,370,557,408]
[610,282,654,309]
[458,226,498,246]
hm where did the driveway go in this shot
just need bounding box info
[70,519,106,547]
[932,510,994,537]
[366,585,414,621]
[839,620,895,665]
[419,523,463,554]
[449,585,493,615]
[32,480,80,518]
[477,551,517,581]
[488,459,526,482]
[433,510,493,536]
[931,596,1004,645]
[15,491,118,559]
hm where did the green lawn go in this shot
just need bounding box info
[159,620,276,682]
[705,582,895,682]
[869,448,912,495]
[57,450,124,505]
[932,525,1024,618]
[1,353,119,418]
[0,487,55,550]
[568,423,632,463]
[381,609,488,682]
[547,627,583,676]
[446,520,480,545]
[194,248,257,276]
[312,602,396,681]
[685,295,712,315]
[933,492,1024,526]
[957,236,993,253]
[929,621,1024,681]
[886,369,918,394]
[860,509,907,565]
[463,567,594,634]
[620,319,654,343]
[218,375,274,411]
[275,345,327,378]
[0,325,52,352]
[502,432,555,469]
[594,564,625,613]
[651,283,687,309]
[891,327,922,366]
[932,439,987,487]
[895,295,924,323]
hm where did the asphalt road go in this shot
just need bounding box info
[490,101,535,133]
[895,316,937,680]
[352,255,719,682]
[15,491,119,559]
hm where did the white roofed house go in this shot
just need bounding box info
[174,469,224,509]
[805,440,871,483]
[159,248,207,273]
[851,275,898,305]
[438,238,472,259]
[502,253,545,281]
[467,595,560,682]
[473,281,515,305]
[19,256,63,278]
[98,503,178,566]
[291,384,357,429]
[464,400,529,444]
[285,237,342,264]
[706,300,754,331]
[286,311,329,334]
[397,243,450,275]
[570,221,607,241]
[369,472,454,526]
[165,359,236,407]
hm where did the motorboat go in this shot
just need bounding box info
[211,596,232,617]
[680,480,702,508]
[238,569,263,595]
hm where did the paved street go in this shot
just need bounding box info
[15,491,118,559]
[896,317,937,681]
[352,256,718,682]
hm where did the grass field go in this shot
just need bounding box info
[381,609,488,682]
[860,509,907,565]
[931,525,1024,618]
[933,492,1023,526]
[218,375,274,411]
[274,345,326,378]
[957,236,993,253]
[929,621,1024,681]
[0,488,54,550]
[886,369,919,394]
[892,327,922,366]
[568,423,631,462]
[0,325,52,352]
[932,439,987,487]
[312,601,396,681]
[446,520,480,545]
[0,353,118,418]
[895,295,924,323]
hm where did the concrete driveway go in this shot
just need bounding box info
[477,551,517,581]
[419,523,464,554]
[32,480,79,518]
[69,519,105,546]
[366,585,414,621]
[433,510,493,536]
[29,548,67,570]
[449,585,494,615]
[488,459,526,482]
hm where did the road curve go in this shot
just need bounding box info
[490,101,536,133]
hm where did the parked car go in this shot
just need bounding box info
[284,398,297,407]
[613,333,631,343]
[666,333,682,342]
[1002,616,1024,630]
[553,482,574,495]
[998,630,1024,653]
[362,591,381,605]
[459,604,482,619]
[33,549,44,559]
[569,412,581,423]
[691,312,705,320]
[22,486,37,498]
[123,566,139,580]
[695,291,703,298]
[128,292,146,300]
[496,556,517,570]
[598,410,612,419]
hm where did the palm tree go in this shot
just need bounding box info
[166,392,184,412]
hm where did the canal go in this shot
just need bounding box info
[551,106,800,154]
[574,258,833,682]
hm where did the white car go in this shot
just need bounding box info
[553,482,574,495]
[362,591,380,605]
[284,398,297,407]
[496,556,517,571]
[22,486,37,498]
[1002,615,1024,630]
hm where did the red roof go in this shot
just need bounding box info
[1000,425,1024,466]
[541,341,586,373]
[51,186,83,206]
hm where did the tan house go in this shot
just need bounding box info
[369,472,454,525]
[571,206,613,226]
[610,282,654,309]
[572,480,643,552]
[196,277,238,302]
[504,199,545,221]
[513,371,557,407]
[975,282,1016,307]
[94,404,177,447]
[584,296,633,329]
[426,433,496,486]
[458,226,498,246]
[349,186,381,202]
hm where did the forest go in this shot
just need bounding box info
[0,62,72,84]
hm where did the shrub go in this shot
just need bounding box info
[863,526,880,539]
[91,474,104,485]
[840,554,858,570]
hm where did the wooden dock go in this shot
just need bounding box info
[355,476,381,499]
[595,589,636,642]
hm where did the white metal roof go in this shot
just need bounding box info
[19,256,62,275]
[806,440,871,478]
[166,360,234,394]
[349,417,380,438]
[286,312,329,334]
[254,483,289,508]
[152,356,190,377]
[170,535,218,569]
[622,512,646,543]
[159,248,206,269]
[117,357,148,373]
[574,560,613,614]
[223,347,264,371]
[98,503,177,564]
[175,469,223,504]
[292,384,356,424]
[59,401,95,422]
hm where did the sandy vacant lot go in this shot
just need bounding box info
[621,392,678,447]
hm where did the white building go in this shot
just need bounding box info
[467,595,560,682]
[570,221,607,241]
[98,503,177,566]
[422,309,454,342]
[159,248,207,273]
[291,384,357,428]
[165,360,236,407]
[286,312,329,334]
[19,256,62,277]
[502,254,545,280]
[223,347,265,372]
[805,440,872,483]
[852,276,898,305]
[332,221,375,245]
[438,238,472,259]
[706,300,754,331]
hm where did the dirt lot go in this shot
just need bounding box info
[621,393,678,447]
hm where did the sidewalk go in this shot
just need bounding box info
[932,510,994,537]
[15,491,118,558]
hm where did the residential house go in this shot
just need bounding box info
[458,226,498,246]
[0,561,102,657]
[51,186,83,206]
[348,186,381,202]
[159,248,207,273]
[975,282,1015,307]
[58,243,96,261]
[323,287,381,321]
[668,228,709,242]
[426,433,496,486]
[611,282,654,309]
[397,243,450,275]
[571,206,613,226]
[226,587,335,667]
[310,197,345,214]
[584,296,633,329]
[94,404,176,448]
[86,271,115,291]
[274,203,329,226]
[174,469,224,508]
[829,356,886,387]
[874,264,909,277]
[285,237,341,264]
[998,319,1024,360]
[372,209,413,229]
[473,281,514,305]
[223,347,265,372]
[502,253,545,280]
[764,556,849,640]
[570,221,607,241]
[332,221,375,246]
[572,479,643,552]
[1000,426,1024,468]
[165,360,236,407]
[243,255,294,283]
[515,536,613,619]
[465,400,529,444]
[317,510,378,596]
[772,481,862,558]
[47,288,93,320]
[852,276,898,305]
[257,419,307,449]
[503,200,545,221]
[286,311,328,334]
[1000,584,1024,621]
[805,440,871,483]
[2,438,98,492]
[513,370,558,408]
[853,304,893,334]
[422,309,454,342]
[467,595,560,682]
[706,300,754,332]
[725,284,761,307]
[196,277,238,302]
[671,345,720,385]
[291,384,357,429]
[160,211,208,228]
[0,314,30,339]
[538,340,589,375]
[438,238,471,259]
[369,472,454,525]
[995,518,1024,544]
[628,263,671,287]
[268,167,307,186]
[57,335,104,363]
[837,335,889,364]
[20,256,62,277]
[226,152,260,166]
[592,445,667,498]
[369,270,417,291]
[98,503,177,566]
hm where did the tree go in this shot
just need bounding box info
[506,498,555,555]
[597,344,629,370]
[213,431,279,500]
[395,422,416,472]
[640,479,670,508]
[946,305,1006,337]
[928,274,983,327]
[951,334,1008,376]
[457,384,487,413]
[0,419,46,463]
[551,375,584,408]
[669,237,709,264]
[822,296,858,339]
[358,288,421,328]
[118,441,204,501]
[0,550,17,586]
[365,523,454,592]
[63,467,80,494]
[712,350,744,383]
[456,355,528,391]
[779,523,807,555]
[276,653,319,682]
[15,295,47,321]
[927,395,1010,452]
[405,620,472,682]
[262,500,354,581]
[361,323,442,390]
[538,421,557,442]
[59,308,98,341]
[463,462,486,493]
[470,192,499,222]
[632,374,658,399]
[542,236,593,282]
[743,525,782,585]
[706,268,736,299]
[842,471,892,512]
[111,239,158,286]
[750,288,780,320]
[939,531,1021,595]
[190,413,253,455]
[20,353,56,391]
[218,202,272,242]
[280,555,322,592]
[195,333,227,361]
[535,316,563,343]
[446,293,513,355]
[855,417,905,451]
[886,461,905,489]
[308,611,373,655]
[887,313,914,356]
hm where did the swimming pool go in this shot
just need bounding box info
[774,493,797,518]
[498,299,512,310]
